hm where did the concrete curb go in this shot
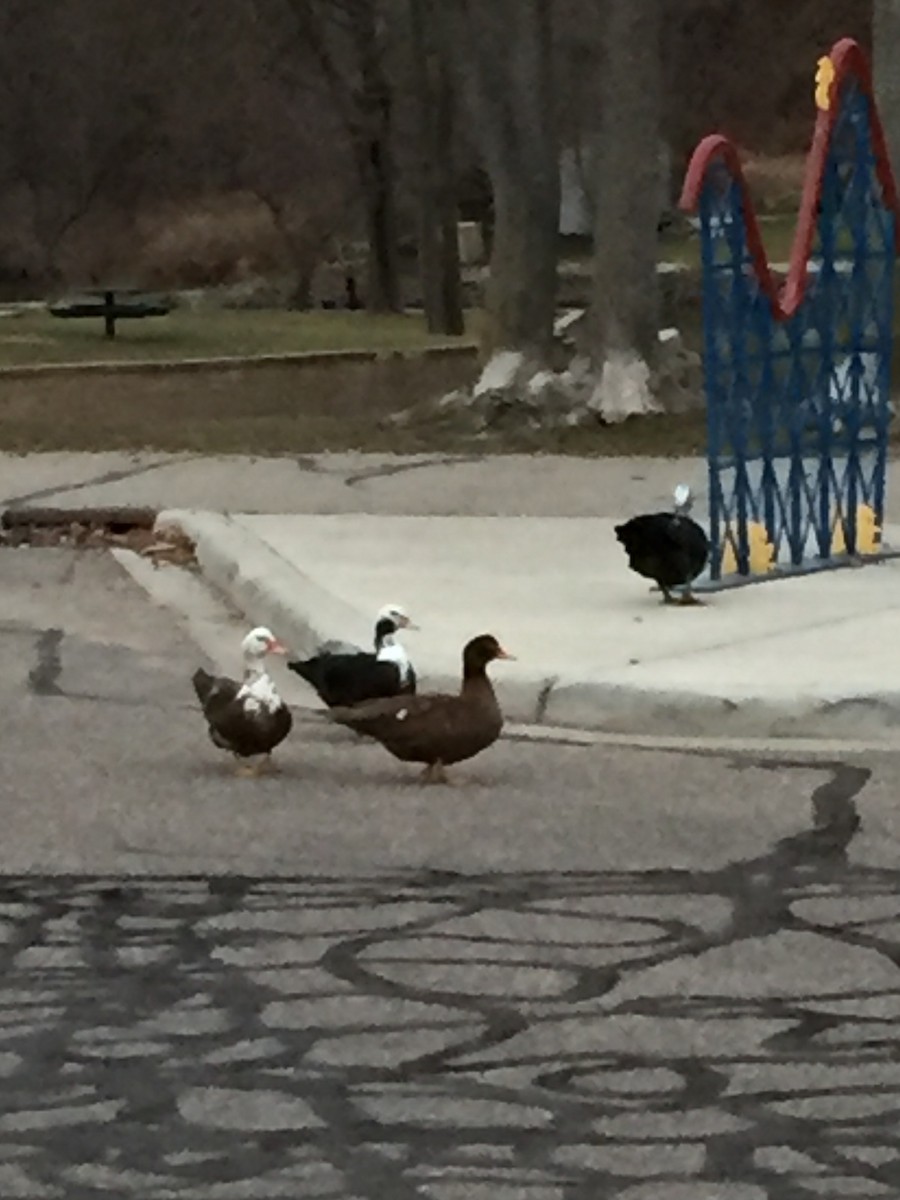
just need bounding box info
[542,680,900,741]
[157,508,900,740]
[156,509,561,725]
[0,342,478,381]
[155,510,368,657]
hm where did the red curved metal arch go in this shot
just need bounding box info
[678,38,900,322]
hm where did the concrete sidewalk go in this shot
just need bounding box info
[159,507,900,741]
[0,450,703,518]
[5,450,900,740]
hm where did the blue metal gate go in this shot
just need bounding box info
[680,38,900,586]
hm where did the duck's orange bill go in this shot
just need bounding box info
[496,647,516,660]
[268,639,289,655]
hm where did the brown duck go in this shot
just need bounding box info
[327,634,513,783]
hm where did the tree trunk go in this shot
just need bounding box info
[287,0,403,315]
[410,0,464,335]
[355,3,402,314]
[442,0,559,361]
[588,0,663,419]
[288,266,314,311]
[486,166,558,358]
[360,129,401,313]
[874,0,900,184]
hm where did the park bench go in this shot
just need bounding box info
[47,288,172,339]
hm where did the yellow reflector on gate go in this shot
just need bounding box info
[831,504,881,555]
[721,522,776,575]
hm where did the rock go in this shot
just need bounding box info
[654,326,704,413]
[587,350,661,423]
[395,322,702,434]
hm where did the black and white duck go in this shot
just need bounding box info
[615,484,710,605]
[192,626,293,776]
[287,603,418,708]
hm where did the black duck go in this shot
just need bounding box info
[615,484,710,605]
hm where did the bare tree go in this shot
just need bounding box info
[238,58,356,308]
[272,0,404,313]
[0,0,166,281]
[874,0,900,183]
[587,0,663,419]
[0,0,265,284]
[409,0,463,335]
[440,0,559,361]
[418,0,666,428]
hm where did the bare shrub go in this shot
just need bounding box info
[134,194,286,288]
[741,153,806,214]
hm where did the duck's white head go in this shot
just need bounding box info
[241,627,288,661]
[673,484,693,513]
[377,603,419,631]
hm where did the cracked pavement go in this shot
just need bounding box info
[0,451,719,519]
[2,545,900,1197]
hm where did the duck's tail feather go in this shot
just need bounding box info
[287,657,332,702]
[191,667,216,706]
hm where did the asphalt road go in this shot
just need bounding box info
[2,547,900,1198]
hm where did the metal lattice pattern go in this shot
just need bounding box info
[694,68,896,583]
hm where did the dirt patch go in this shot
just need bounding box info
[0,507,196,567]
[0,345,714,457]
[0,352,479,455]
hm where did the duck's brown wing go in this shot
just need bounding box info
[193,668,238,703]
[192,668,292,756]
[210,702,293,757]
[328,691,450,726]
[328,692,500,765]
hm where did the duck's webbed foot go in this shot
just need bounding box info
[233,755,265,777]
[420,761,451,785]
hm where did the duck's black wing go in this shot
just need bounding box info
[615,513,709,588]
[668,514,710,578]
[288,652,404,707]
[615,514,676,582]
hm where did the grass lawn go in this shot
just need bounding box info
[658,212,799,268]
[0,214,892,460]
[0,307,477,369]
[0,212,797,372]
[0,302,710,458]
